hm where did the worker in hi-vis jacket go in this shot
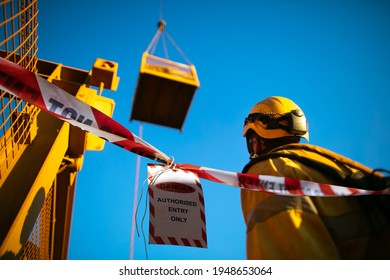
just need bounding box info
[241,96,390,259]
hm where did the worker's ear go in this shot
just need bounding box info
[246,135,255,156]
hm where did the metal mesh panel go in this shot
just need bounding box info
[20,184,54,260]
[0,0,39,69]
[1,0,50,260]
[0,0,39,182]
[0,0,38,182]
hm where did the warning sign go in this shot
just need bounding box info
[148,164,207,248]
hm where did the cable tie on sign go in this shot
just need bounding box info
[168,156,177,171]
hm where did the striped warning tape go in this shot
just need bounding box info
[176,164,389,197]
[0,57,170,164]
[1,57,389,197]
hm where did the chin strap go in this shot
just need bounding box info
[250,153,259,159]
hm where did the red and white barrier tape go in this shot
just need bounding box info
[176,164,390,197]
[1,57,389,197]
[0,57,170,164]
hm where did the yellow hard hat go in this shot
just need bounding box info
[243,96,309,141]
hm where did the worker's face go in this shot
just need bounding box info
[246,135,265,158]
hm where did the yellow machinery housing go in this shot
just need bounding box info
[0,0,119,259]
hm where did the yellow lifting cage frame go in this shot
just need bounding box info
[0,0,44,259]
[130,20,200,131]
[141,52,199,88]
[1,0,119,260]
[0,0,39,183]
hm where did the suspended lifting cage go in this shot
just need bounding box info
[130,20,200,130]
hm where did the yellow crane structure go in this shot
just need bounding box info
[0,0,119,259]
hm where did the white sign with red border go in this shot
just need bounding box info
[148,164,207,248]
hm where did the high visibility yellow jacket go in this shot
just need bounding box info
[241,143,390,259]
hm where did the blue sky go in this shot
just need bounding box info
[37,0,390,260]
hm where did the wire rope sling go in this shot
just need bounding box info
[130,20,200,131]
